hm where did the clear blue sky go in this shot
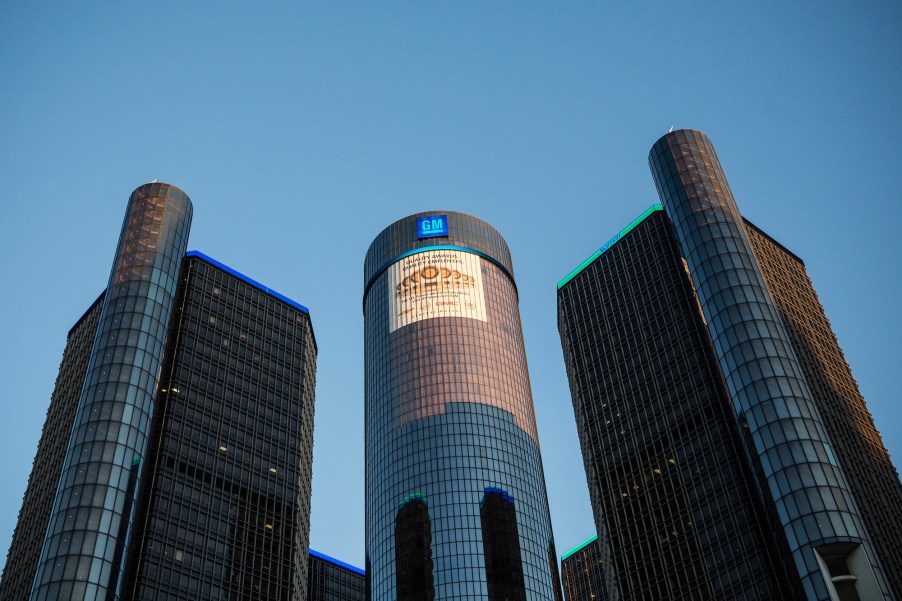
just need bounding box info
[1,1,900,574]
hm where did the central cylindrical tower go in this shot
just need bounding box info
[364,212,561,601]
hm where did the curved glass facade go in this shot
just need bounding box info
[31,183,192,601]
[649,130,891,601]
[364,212,560,601]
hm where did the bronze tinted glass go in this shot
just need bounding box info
[746,220,902,599]
[560,539,606,601]
[364,212,561,600]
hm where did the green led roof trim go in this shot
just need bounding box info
[400,493,427,507]
[561,533,598,561]
[557,205,663,290]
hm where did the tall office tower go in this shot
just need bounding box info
[0,295,103,601]
[363,212,562,601]
[557,129,901,601]
[31,183,193,601]
[120,251,317,600]
[3,183,319,601]
[558,206,796,600]
[560,535,606,601]
[649,129,896,600]
[308,549,366,601]
[744,222,902,597]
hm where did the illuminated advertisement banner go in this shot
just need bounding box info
[388,249,486,332]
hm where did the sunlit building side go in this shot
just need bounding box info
[364,212,562,600]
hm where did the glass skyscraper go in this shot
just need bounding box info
[558,130,902,601]
[31,183,193,601]
[363,212,562,601]
[650,129,896,600]
[308,549,366,601]
[743,221,902,598]
[0,295,104,601]
[558,206,794,600]
[120,251,317,600]
[560,535,607,601]
[1,184,318,601]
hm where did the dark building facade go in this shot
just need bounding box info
[558,129,901,601]
[558,207,795,601]
[0,295,104,601]
[1,184,317,601]
[560,535,606,601]
[364,212,562,600]
[308,550,366,601]
[120,251,317,600]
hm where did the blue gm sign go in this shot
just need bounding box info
[417,215,448,239]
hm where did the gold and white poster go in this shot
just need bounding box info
[388,249,487,332]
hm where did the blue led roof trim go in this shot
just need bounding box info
[480,487,515,507]
[186,251,309,314]
[308,549,366,576]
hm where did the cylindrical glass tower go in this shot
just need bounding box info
[649,130,892,601]
[31,183,192,601]
[364,212,561,601]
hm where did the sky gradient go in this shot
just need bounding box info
[1,2,900,573]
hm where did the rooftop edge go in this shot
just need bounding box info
[742,217,805,266]
[557,205,663,290]
[561,533,599,562]
[67,292,106,338]
[308,549,365,576]
[186,250,310,315]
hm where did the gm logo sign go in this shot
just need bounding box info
[417,215,448,239]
